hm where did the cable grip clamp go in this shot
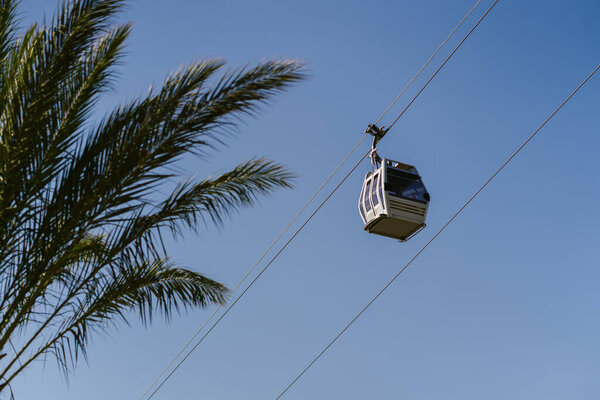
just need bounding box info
[365,124,388,166]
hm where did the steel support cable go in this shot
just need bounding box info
[145,149,371,400]
[274,63,600,400]
[142,7,481,400]
[373,0,482,127]
[387,0,500,133]
[142,1,488,397]
[139,134,368,400]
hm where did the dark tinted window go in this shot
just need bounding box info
[401,180,429,203]
[386,168,429,203]
[372,173,380,206]
[364,180,372,211]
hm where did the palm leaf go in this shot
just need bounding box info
[0,0,306,391]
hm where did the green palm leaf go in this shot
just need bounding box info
[0,0,306,390]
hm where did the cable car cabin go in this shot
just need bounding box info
[358,159,430,241]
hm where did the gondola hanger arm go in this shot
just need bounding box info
[365,124,388,166]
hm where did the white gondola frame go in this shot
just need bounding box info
[358,171,386,225]
[358,158,429,241]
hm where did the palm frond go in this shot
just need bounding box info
[158,158,295,230]
[4,258,226,379]
[0,0,306,390]
[0,0,19,75]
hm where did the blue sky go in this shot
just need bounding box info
[13,0,600,399]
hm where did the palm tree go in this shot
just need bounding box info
[0,0,305,392]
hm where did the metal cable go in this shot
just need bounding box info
[141,1,488,397]
[372,0,482,127]
[387,0,500,133]
[139,134,368,400]
[145,149,371,400]
[274,63,600,400]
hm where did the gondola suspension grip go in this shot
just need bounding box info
[365,124,388,167]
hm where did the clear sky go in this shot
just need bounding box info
[12,0,600,399]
